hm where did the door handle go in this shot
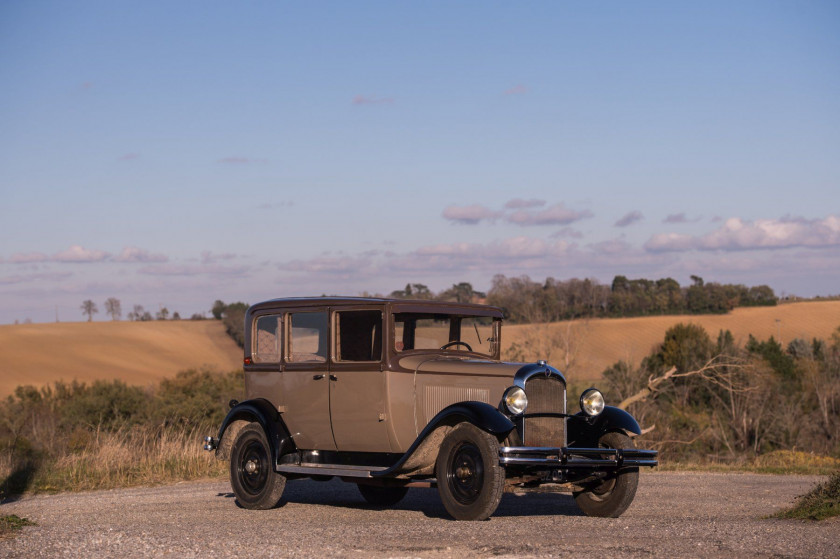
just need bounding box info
[312,374,325,380]
[329,374,338,381]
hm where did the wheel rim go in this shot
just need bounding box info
[588,440,618,499]
[237,438,269,496]
[447,442,485,505]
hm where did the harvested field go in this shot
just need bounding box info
[503,300,840,382]
[0,321,241,396]
[1,301,837,395]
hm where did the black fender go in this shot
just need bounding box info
[216,398,296,465]
[567,405,642,448]
[372,401,514,477]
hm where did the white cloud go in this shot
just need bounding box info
[645,215,840,253]
[53,245,110,263]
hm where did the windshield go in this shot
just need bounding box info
[393,313,499,358]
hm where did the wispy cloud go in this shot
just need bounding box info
[10,252,49,264]
[9,245,167,265]
[645,215,840,253]
[507,203,593,226]
[550,227,584,239]
[615,211,644,228]
[114,247,168,263]
[258,201,294,210]
[0,271,73,286]
[200,251,239,264]
[442,205,503,225]
[504,84,528,95]
[217,156,267,164]
[352,95,394,105]
[442,200,592,226]
[663,213,688,224]
[138,263,250,277]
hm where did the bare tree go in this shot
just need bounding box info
[104,297,121,321]
[156,307,170,320]
[127,304,145,321]
[80,300,98,322]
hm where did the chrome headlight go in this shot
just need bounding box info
[580,388,605,416]
[503,386,528,415]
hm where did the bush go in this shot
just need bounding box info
[774,471,840,520]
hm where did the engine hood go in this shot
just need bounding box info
[398,354,524,378]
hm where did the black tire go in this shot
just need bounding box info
[230,422,286,510]
[573,431,639,518]
[436,423,505,521]
[357,484,409,507]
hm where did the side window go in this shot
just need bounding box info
[287,312,328,363]
[335,310,382,362]
[253,314,281,363]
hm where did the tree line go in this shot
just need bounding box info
[78,298,200,322]
[386,275,776,323]
[485,274,776,323]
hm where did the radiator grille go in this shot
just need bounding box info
[523,376,566,447]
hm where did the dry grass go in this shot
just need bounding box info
[656,451,840,476]
[503,300,840,381]
[0,425,226,495]
[0,321,241,397]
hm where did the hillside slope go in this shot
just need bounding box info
[503,300,840,382]
[0,320,242,396]
[1,301,837,395]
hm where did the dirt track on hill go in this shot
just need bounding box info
[1,472,838,558]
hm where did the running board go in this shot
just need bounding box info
[277,463,389,478]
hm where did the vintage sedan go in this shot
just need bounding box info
[205,297,657,520]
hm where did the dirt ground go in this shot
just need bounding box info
[1,472,837,558]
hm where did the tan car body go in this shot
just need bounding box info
[209,296,657,519]
[242,297,512,454]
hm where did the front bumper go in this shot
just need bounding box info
[500,446,658,469]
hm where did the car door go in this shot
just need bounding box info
[281,309,336,451]
[329,307,393,452]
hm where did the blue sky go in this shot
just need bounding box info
[1,1,839,323]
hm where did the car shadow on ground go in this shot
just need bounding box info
[218,478,584,519]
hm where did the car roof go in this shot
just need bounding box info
[248,296,504,317]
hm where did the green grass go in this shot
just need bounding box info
[0,515,36,540]
[773,471,840,521]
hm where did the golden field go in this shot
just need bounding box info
[0,301,837,396]
[0,320,242,397]
[503,300,840,382]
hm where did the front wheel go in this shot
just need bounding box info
[436,423,505,521]
[230,422,286,509]
[573,431,639,518]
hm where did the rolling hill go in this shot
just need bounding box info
[503,300,840,382]
[0,320,242,397]
[1,301,837,396]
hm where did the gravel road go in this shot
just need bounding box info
[1,472,837,558]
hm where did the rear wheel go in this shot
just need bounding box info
[230,422,286,509]
[573,431,639,518]
[357,484,409,507]
[436,423,505,521]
